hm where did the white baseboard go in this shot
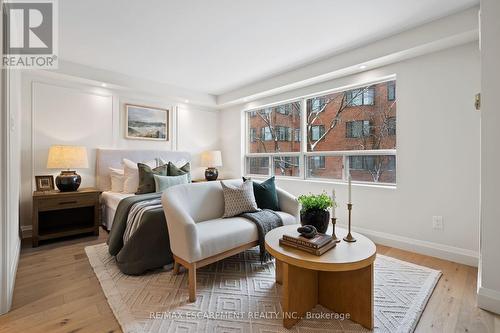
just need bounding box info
[0,237,20,315]
[477,286,500,315]
[338,224,479,267]
[20,225,32,239]
[7,238,20,311]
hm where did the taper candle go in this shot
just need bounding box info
[332,189,336,218]
[348,175,352,204]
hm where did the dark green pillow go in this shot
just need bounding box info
[243,176,280,211]
[168,162,191,182]
[136,163,168,194]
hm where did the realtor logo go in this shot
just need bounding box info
[2,0,58,68]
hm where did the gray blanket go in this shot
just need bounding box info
[107,193,173,275]
[240,209,283,262]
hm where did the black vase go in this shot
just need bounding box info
[300,209,330,234]
[205,167,219,181]
[56,170,81,192]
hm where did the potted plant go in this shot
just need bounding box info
[298,193,335,234]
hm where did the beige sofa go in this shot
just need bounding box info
[161,179,299,302]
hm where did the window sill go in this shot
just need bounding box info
[246,175,397,190]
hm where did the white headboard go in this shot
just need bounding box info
[95,149,191,191]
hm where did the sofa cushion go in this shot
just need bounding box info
[195,212,296,260]
[275,211,297,225]
[243,176,280,211]
[221,180,259,217]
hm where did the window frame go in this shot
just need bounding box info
[243,76,397,186]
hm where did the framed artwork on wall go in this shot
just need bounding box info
[35,175,55,192]
[125,104,169,141]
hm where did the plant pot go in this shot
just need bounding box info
[300,209,330,234]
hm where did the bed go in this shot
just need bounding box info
[101,191,133,230]
[96,148,191,275]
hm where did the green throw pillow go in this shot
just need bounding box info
[136,163,169,194]
[154,174,189,192]
[168,162,191,182]
[243,176,280,211]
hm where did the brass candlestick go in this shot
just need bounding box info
[331,217,341,243]
[343,203,356,242]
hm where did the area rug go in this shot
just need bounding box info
[85,243,441,333]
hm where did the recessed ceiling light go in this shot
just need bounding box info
[359,65,367,70]
[184,99,189,103]
[101,83,107,87]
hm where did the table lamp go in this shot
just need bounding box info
[200,150,222,181]
[47,145,89,192]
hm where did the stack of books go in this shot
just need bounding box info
[279,231,336,256]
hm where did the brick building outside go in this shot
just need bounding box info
[247,80,396,183]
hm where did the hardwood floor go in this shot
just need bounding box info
[0,228,498,333]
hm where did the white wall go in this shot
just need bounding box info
[20,72,219,229]
[0,68,22,314]
[478,0,500,315]
[219,42,481,266]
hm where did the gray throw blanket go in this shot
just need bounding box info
[123,198,162,244]
[107,193,173,275]
[240,209,283,262]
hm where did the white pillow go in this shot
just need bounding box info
[109,167,124,192]
[122,158,156,194]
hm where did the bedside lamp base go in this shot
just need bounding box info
[56,170,81,192]
[204,167,219,181]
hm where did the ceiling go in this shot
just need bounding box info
[59,0,478,95]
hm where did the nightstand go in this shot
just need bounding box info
[32,188,102,247]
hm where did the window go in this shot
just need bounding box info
[349,156,372,170]
[247,157,270,175]
[261,127,273,141]
[245,79,396,185]
[349,155,396,183]
[249,128,257,142]
[387,81,396,101]
[310,156,325,169]
[274,156,300,177]
[311,125,325,141]
[277,104,290,115]
[346,120,371,138]
[249,111,257,117]
[276,126,292,141]
[310,97,324,113]
[294,128,301,142]
[247,101,301,154]
[346,87,375,106]
[306,156,343,179]
[388,117,396,135]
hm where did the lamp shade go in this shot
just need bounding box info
[200,150,222,167]
[46,145,89,169]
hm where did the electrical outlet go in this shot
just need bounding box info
[432,216,444,230]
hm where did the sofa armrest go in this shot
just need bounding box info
[162,191,201,263]
[276,187,300,223]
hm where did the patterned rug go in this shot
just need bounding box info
[85,243,441,333]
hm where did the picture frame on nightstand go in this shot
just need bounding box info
[35,175,55,192]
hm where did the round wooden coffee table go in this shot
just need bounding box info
[265,224,376,329]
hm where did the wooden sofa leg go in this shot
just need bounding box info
[173,261,180,275]
[188,263,197,302]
